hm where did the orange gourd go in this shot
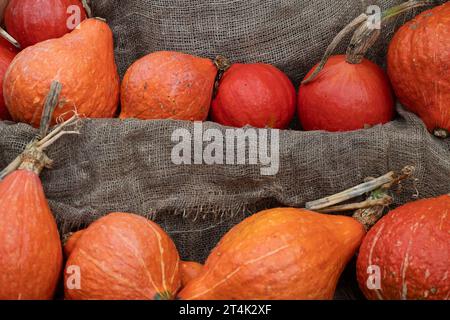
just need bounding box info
[178,208,366,300]
[0,149,63,300]
[387,2,450,137]
[64,212,181,300]
[0,169,62,300]
[63,229,85,258]
[357,195,450,300]
[120,51,217,121]
[180,261,204,288]
[4,18,119,127]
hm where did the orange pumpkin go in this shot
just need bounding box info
[178,208,366,300]
[0,165,62,299]
[180,261,204,288]
[387,2,450,137]
[120,51,217,121]
[357,195,450,300]
[63,229,85,258]
[4,18,119,127]
[64,212,181,300]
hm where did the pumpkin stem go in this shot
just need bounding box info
[302,13,368,84]
[81,0,93,18]
[0,27,21,49]
[302,0,433,83]
[433,128,449,139]
[306,166,415,228]
[346,0,434,65]
[0,81,81,179]
[213,55,232,98]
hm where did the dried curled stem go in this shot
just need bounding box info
[302,0,433,84]
[306,165,415,229]
[0,81,81,179]
[306,165,415,211]
[213,55,232,98]
[82,0,93,18]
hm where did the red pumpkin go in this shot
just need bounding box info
[0,169,62,299]
[357,195,450,300]
[299,55,394,132]
[212,63,296,129]
[0,45,16,120]
[120,51,217,121]
[4,0,87,48]
[387,2,450,137]
[64,212,181,300]
[0,36,19,54]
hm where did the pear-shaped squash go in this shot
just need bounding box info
[120,51,217,121]
[4,18,119,127]
[64,212,181,300]
[178,208,366,300]
[0,169,62,299]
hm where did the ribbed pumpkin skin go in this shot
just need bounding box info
[0,170,63,300]
[357,195,450,300]
[178,208,365,300]
[4,0,87,48]
[180,261,203,288]
[0,46,16,120]
[299,55,394,132]
[64,212,181,300]
[211,64,296,129]
[120,51,217,121]
[387,3,450,133]
[4,18,120,128]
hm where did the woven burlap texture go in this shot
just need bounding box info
[1,0,449,299]
[91,0,440,84]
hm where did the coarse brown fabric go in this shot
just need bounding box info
[1,0,449,299]
[90,0,441,84]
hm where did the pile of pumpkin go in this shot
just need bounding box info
[0,0,449,300]
[0,0,449,137]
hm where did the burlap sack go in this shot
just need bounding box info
[91,0,439,84]
[1,0,448,299]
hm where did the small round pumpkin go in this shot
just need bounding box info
[387,2,450,137]
[64,212,181,300]
[299,55,394,132]
[120,51,217,121]
[357,195,450,300]
[4,0,87,48]
[212,63,296,129]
